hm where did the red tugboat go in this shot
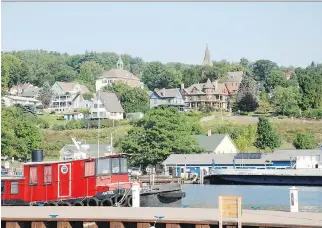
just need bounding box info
[1,150,185,207]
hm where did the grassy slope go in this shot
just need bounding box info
[201,115,322,152]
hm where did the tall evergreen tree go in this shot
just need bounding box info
[255,117,281,151]
[38,81,53,108]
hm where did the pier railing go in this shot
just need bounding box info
[210,168,322,176]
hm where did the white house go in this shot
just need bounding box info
[192,131,239,154]
[90,92,124,120]
[3,95,41,107]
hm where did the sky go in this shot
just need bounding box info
[2,2,322,67]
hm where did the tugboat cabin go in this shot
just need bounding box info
[1,151,132,206]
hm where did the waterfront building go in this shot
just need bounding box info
[163,149,322,177]
[95,57,141,92]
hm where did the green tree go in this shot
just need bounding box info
[1,106,43,158]
[272,86,300,116]
[264,70,287,93]
[83,93,94,101]
[293,132,316,149]
[117,107,204,167]
[252,60,278,82]
[79,61,104,90]
[258,92,272,114]
[182,66,202,87]
[38,82,54,108]
[255,117,281,151]
[142,62,182,90]
[233,76,259,112]
[103,82,150,113]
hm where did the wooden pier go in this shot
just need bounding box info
[2,206,322,228]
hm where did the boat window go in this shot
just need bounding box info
[10,181,18,195]
[44,165,52,184]
[120,157,128,174]
[85,160,95,177]
[29,166,38,185]
[1,181,4,194]
[96,158,111,175]
[112,158,120,174]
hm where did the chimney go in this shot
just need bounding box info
[207,129,212,136]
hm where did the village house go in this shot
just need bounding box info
[95,57,142,91]
[192,131,239,154]
[182,79,230,110]
[9,83,38,96]
[90,92,124,120]
[21,87,41,99]
[150,88,186,111]
[49,82,90,112]
[224,71,244,94]
[284,72,293,80]
[63,112,85,121]
[2,95,41,107]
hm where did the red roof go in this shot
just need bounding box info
[284,72,292,77]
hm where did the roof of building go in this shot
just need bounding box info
[154,88,181,98]
[284,72,293,77]
[97,92,124,113]
[163,149,322,166]
[100,69,140,81]
[225,71,244,83]
[56,82,90,94]
[183,80,228,95]
[202,43,213,67]
[21,87,41,97]
[192,134,228,152]
[203,78,215,89]
[4,95,40,102]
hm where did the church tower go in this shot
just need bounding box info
[116,56,124,69]
[202,43,213,67]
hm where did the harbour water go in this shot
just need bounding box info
[181,184,322,212]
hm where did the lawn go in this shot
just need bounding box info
[38,114,65,126]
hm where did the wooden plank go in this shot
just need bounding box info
[57,222,72,228]
[83,222,98,228]
[222,212,238,218]
[222,204,238,210]
[31,222,45,228]
[111,222,124,228]
[166,224,180,228]
[195,225,210,228]
[6,222,21,228]
[137,223,150,228]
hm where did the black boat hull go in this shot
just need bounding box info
[204,174,322,186]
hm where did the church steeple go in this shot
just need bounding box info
[116,56,124,69]
[202,42,213,67]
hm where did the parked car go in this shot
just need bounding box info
[128,167,142,176]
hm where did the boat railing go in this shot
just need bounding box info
[210,168,322,176]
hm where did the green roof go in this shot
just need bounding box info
[191,134,227,152]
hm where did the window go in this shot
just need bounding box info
[103,80,107,83]
[94,104,98,108]
[10,181,18,194]
[99,104,104,108]
[29,166,38,185]
[154,99,157,104]
[120,158,128,173]
[112,158,120,174]
[44,166,52,184]
[96,158,111,175]
[1,181,4,194]
[85,161,95,177]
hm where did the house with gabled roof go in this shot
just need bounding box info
[96,57,142,91]
[49,82,90,112]
[90,91,124,120]
[224,71,244,94]
[181,78,230,110]
[150,88,186,111]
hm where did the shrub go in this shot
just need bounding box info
[52,124,66,131]
[50,110,56,114]
[293,132,317,149]
[65,120,82,130]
